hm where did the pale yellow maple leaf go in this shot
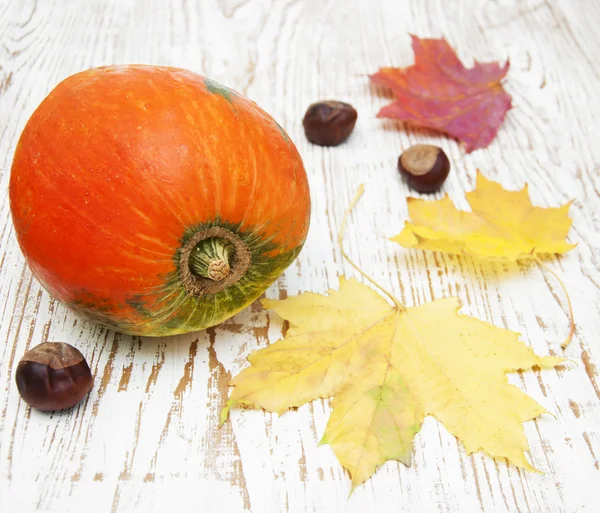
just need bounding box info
[221,185,564,490]
[222,278,562,490]
[391,172,576,260]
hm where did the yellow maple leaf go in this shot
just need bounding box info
[391,172,576,260]
[222,277,562,490]
[222,185,563,490]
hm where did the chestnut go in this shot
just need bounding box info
[398,144,450,193]
[15,342,93,411]
[302,100,357,146]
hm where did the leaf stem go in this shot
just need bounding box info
[339,185,407,312]
[535,257,575,349]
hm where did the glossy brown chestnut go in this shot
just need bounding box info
[15,342,93,411]
[302,100,357,146]
[398,144,451,193]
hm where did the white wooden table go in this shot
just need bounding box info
[1,0,600,511]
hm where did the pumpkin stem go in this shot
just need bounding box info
[179,227,252,296]
[189,237,235,281]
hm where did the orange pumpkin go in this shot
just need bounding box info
[9,65,310,336]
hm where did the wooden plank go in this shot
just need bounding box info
[1,0,599,511]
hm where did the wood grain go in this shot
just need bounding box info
[1,0,600,511]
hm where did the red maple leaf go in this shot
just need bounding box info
[370,35,512,153]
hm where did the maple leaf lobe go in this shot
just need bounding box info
[370,35,512,152]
